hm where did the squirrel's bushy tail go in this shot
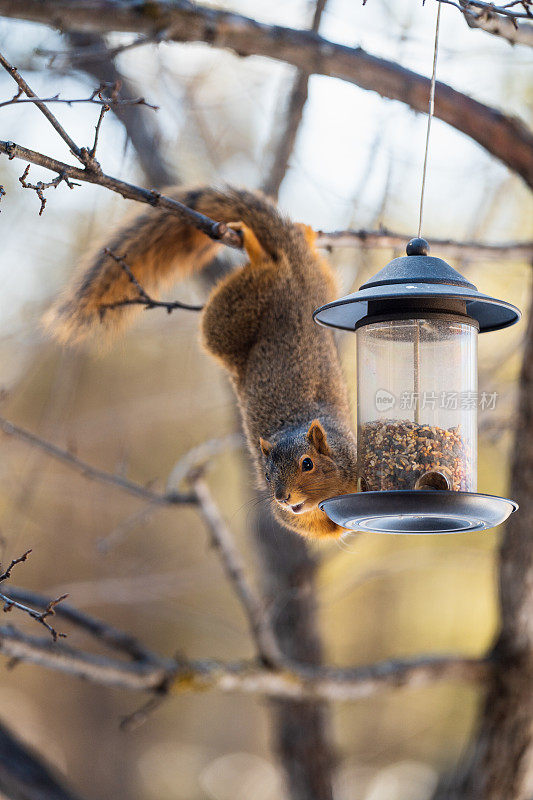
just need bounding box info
[45,186,288,344]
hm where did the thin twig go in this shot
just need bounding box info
[315,229,533,260]
[438,0,533,45]
[4,586,161,662]
[0,549,67,640]
[119,692,168,730]
[191,476,284,667]
[37,30,170,66]
[442,0,532,19]
[0,592,68,641]
[0,416,196,505]
[0,549,32,582]
[100,249,204,313]
[0,93,158,110]
[90,105,108,159]
[19,164,79,215]
[97,503,160,554]
[0,51,83,161]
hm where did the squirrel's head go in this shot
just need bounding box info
[260,420,341,516]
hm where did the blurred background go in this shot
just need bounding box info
[0,1,532,798]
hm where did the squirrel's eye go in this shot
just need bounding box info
[265,472,270,482]
[301,457,314,472]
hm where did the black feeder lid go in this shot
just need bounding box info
[313,238,521,332]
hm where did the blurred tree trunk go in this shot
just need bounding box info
[254,506,335,800]
[0,720,84,800]
[434,281,533,799]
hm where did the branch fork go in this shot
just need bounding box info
[0,550,67,640]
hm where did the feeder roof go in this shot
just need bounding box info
[313,241,521,333]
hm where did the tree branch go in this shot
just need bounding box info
[433,275,533,799]
[438,0,533,47]
[262,0,327,198]
[4,587,160,662]
[0,51,82,160]
[0,625,171,691]
[100,248,204,313]
[0,415,196,505]
[0,133,230,240]
[1,141,529,261]
[0,138,242,243]
[316,229,533,260]
[192,477,284,667]
[65,31,178,188]
[1,0,532,186]
[0,624,490,699]
[0,417,281,667]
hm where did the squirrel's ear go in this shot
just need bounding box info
[259,437,273,457]
[307,420,330,456]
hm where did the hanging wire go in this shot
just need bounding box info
[417,1,442,238]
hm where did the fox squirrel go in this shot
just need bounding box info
[46,187,358,538]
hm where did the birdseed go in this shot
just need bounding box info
[358,419,473,492]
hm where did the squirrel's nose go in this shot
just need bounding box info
[275,489,290,503]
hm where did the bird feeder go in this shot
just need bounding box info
[314,237,520,534]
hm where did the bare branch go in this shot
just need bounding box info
[89,102,108,158]
[0,549,32,582]
[0,140,243,246]
[1,0,532,186]
[0,91,158,110]
[0,51,83,161]
[0,625,171,691]
[4,587,161,662]
[19,163,79,215]
[316,229,533,260]
[2,139,528,260]
[0,415,196,505]
[0,623,490,698]
[39,33,165,66]
[438,0,533,47]
[0,592,68,641]
[262,0,328,198]
[446,0,532,20]
[192,477,284,667]
[100,249,204,314]
[0,550,67,640]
